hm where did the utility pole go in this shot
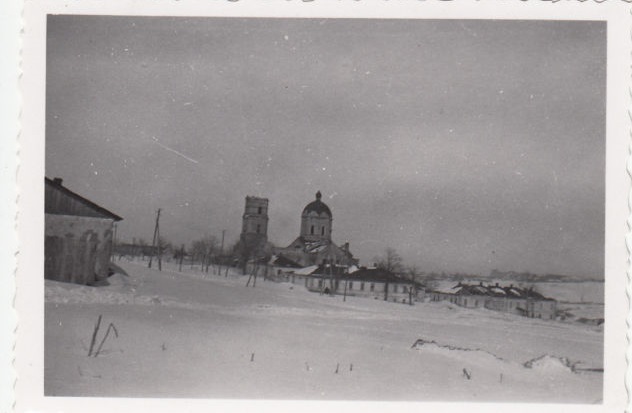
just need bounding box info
[218,229,225,275]
[148,208,161,270]
[179,244,184,272]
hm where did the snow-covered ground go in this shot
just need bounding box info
[44,259,603,402]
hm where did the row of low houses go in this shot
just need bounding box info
[429,282,557,319]
[272,262,424,304]
[267,257,558,318]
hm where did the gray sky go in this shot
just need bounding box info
[46,16,606,278]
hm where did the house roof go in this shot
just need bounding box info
[45,177,123,221]
[312,263,349,277]
[293,265,320,275]
[272,254,302,268]
[443,282,553,301]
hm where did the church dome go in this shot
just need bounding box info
[302,191,332,217]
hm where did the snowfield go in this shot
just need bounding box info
[44,259,603,402]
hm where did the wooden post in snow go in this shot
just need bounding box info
[178,244,184,272]
[148,208,161,270]
[252,263,259,287]
[218,229,225,276]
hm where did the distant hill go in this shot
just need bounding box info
[487,270,603,283]
[421,270,603,284]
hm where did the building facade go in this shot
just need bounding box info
[304,266,422,303]
[429,282,557,320]
[45,177,122,285]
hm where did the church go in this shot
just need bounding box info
[237,191,357,268]
[275,191,357,267]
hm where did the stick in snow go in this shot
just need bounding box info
[462,368,471,380]
[94,323,119,357]
[350,363,353,372]
[250,352,255,362]
[88,314,103,357]
[335,363,339,374]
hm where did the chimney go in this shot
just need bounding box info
[53,177,63,186]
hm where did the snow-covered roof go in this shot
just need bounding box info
[294,265,319,275]
[489,287,506,296]
[347,265,359,274]
[432,287,456,295]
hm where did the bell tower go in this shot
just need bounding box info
[240,196,269,252]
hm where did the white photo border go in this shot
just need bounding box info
[15,1,631,412]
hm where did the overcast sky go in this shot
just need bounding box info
[45,16,606,277]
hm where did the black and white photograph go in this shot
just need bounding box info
[11,2,631,413]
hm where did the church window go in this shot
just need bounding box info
[310,225,314,235]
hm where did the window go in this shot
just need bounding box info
[370,283,375,292]
[474,300,478,307]
[321,226,325,235]
[464,299,468,306]
[256,224,261,234]
[360,282,365,291]
[392,285,398,293]
[403,286,408,294]
[258,206,262,214]
[349,282,353,290]
[318,280,323,288]
[310,225,314,235]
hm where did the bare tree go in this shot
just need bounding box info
[406,265,421,305]
[375,247,404,274]
[190,236,217,272]
[136,238,148,259]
